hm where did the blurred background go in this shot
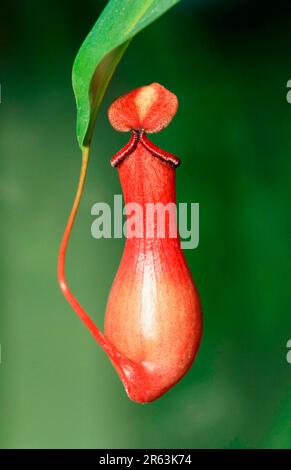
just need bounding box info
[1,0,291,449]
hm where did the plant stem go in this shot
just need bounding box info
[57,146,110,350]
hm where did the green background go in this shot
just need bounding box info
[1,0,291,449]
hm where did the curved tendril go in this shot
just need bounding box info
[58,147,112,353]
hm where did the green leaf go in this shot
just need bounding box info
[72,0,181,149]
